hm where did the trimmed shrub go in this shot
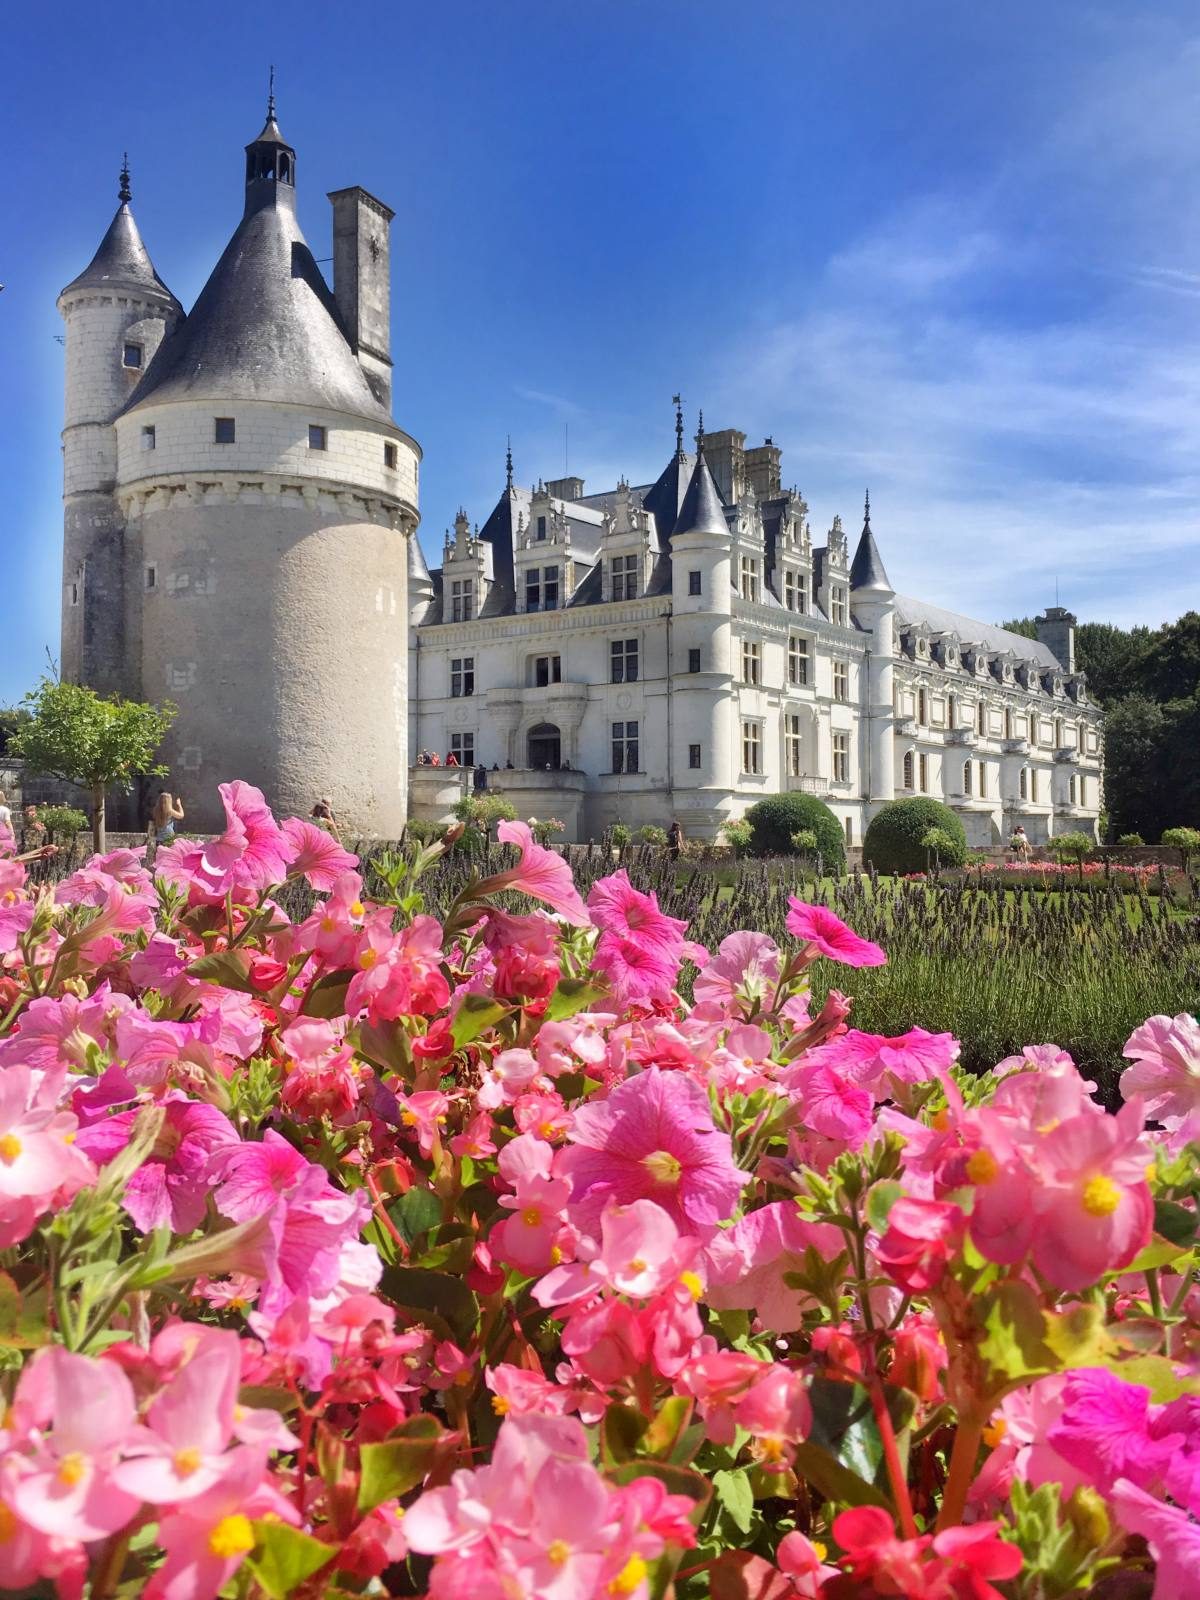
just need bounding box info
[36,804,89,844]
[637,825,668,847]
[863,798,967,875]
[1117,833,1145,847]
[744,793,845,871]
[1049,831,1094,864]
[1161,826,1200,870]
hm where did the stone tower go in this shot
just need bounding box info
[848,493,896,813]
[61,102,421,834]
[58,159,181,695]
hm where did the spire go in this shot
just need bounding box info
[864,487,871,528]
[849,493,893,594]
[505,436,514,491]
[118,153,131,205]
[672,393,684,457]
[695,409,705,457]
[674,447,728,540]
[267,63,276,122]
[59,167,179,306]
[244,84,296,216]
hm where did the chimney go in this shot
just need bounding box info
[545,475,585,502]
[328,186,395,410]
[701,429,746,503]
[1035,606,1077,673]
[743,438,782,499]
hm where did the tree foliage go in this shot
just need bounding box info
[743,792,846,869]
[863,798,967,875]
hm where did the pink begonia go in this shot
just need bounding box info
[280,815,359,889]
[785,898,887,967]
[75,1092,238,1233]
[0,1063,94,1215]
[777,1530,840,1596]
[692,931,781,1015]
[559,1067,746,1235]
[705,1202,845,1332]
[11,1348,141,1542]
[347,910,450,1022]
[486,1362,573,1418]
[492,1169,573,1275]
[395,1089,450,1158]
[874,1197,966,1293]
[277,1017,360,1122]
[587,870,688,954]
[1120,1013,1200,1128]
[1029,1100,1153,1290]
[733,1363,813,1468]
[472,819,591,926]
[113,1335,242,1503]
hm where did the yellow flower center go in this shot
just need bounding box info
[627,1258,648,1274]
[173,1447,202,1478]
[522,1207,543,1228]
[492,1395,510,1415]
[208,1513,256,1560]
[358,947,379,970]
[320,916,337,933]
[1145,1162,1157,1184]
[679,1270,704,1301]
[401,1110,417,1125]
[931,1109,950,1132]
[549,1245,563,1266]
[966,1148,1000,1185]
[0,1502,17,1543]
[811,1542,828,1562]
[0,1134,21,1165]
[642,1150,682,1187]
[548,1540,571,1567]
[608,1555,648,1595]
[349,901,365,918]
[56,1453,86,1487]
[1082,1175,1122,1217]
[982,1417,1008,1448]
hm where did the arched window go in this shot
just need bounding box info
[1005,708,1014,740]
[903,750,915,790]
[963,760,972,796]
[977,700,986,735]
[918,688,928,725]
[948,693,958,728]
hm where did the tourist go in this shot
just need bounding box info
[0,790,10,834]
[149,790,185,844]
[473,764,488,792]
[1010,825,1031,861]
[429,752,441,767]
[311,797,342,842]
[668,819,684,860]
[446,751,459,767]
[505,760,514,770]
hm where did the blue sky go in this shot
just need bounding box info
[3,1,1199,705]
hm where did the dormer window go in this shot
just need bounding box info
[830,585,847,626]
[740,556,761,603]
[450,579,475,622]
[526,566,560,612]
[612,554,639,601]
[214,418,235,444]
[123,342,143,369]
[536,516,547,541]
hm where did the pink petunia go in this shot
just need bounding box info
[593,930,680,1008]
[692,931,782,1015]
[587,871,688,953]
[788,1060,876,1148]
[705,1202,845,1332]
[785,898,887,967]
[559,1067,746,1236]
[1109,1479,1200,1599]
[473,819,591,926]
[281,816,360,890]
[1120,1013,1200,1128]
[75,1093,239,1234]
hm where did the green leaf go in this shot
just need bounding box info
[865,1180,904,1234]
[1099,1355,1200,1404]
[806,1377,914,1491]
[642,1395,693,1460]
[247,1522,335,1597]
[379,1265,479,1343]
[1043,1303,1117,1370]
[450,993,509,1048]
[389,1187,444,1247]
[602,1401,648,1465]
[712,1468,755,1534]
[185,949,254,991]
[790,1440,892,1509]
[1124,1235,1194,1274]
[0,1273,49,1349]
[1153,1199,1198,1245]
[357,1415,443,1512]
[543,977,606,1022]
[975,1280,1057,1394]
[301,970,353,1019]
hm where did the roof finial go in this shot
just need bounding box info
[505,436,514,491]
[267,64,276,121]
[695,409,705,458]
[864,487,871,528]
[118,153,131,205]
[672,393,684,456]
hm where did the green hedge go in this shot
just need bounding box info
[744,793,845,872]
[863,797,967,874]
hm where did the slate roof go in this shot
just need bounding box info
[641,451,696,543]
[673,452,728,538]
[849,519,892,592]
[892,596,1058,667]
[61,202,179,306]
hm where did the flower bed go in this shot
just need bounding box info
[1,782,1198,1598]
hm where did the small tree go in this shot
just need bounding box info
[1117,833,1145,848]
[1161,826,1200,872]
[451,793,517,852]
[11,679,175,852]
[637,824,668,848]
[37,804,89,846]
[723,819,753,858]
[1050,832,1094,864]
[921,826,960,873]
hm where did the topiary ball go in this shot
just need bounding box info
[862,797,968,875]
[743,793,845,871]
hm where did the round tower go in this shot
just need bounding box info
[669,426,735,836]
[848,493,896,810]
[58,159,181,692]
[112,103,420,835]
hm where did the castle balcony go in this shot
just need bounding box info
[894,716,917,736]
[785,774,830,796]
[944,728,974,747]
[1002,738,1031,756]
[1053,747,1081,765]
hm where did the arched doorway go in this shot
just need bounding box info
[527,722,561,770]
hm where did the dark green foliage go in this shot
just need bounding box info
[0,707,29,757]
[743,793,845,870]
[863,798,967,874]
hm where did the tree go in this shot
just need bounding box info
[1075,622,1152,706]
[863,798,967,875]
[10,679,175,852]
[1134,613,1200,704]
[0,707,30,757]
[1100,695,1167,842]
[1161,826,1200,872]
[743,793,845,870]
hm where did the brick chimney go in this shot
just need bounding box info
[328,186,394,410]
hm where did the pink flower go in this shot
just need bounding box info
[692,932,781,1015]
[788,1060,875,1148]
[559,1068,746,1236]
[1030,1101,1153,1290]
[595,1198,695,1298]
[492,1169,573,1275]
[347,911,451,1023]
[157,782,296,900]
[777,1531,840,1596]
[486,1363,572,1418]
[473,820,591,926]
[587,871,688,953]
[76,1094,238,1233]
[875,1198,966,1292]
[732,1365,812,1468]
[1109,1480,1200,1599]
[785,898,886,967]
[1047,1368,1181,1493]
[593,930,680,1008]
[0,1063,94,1213]
[113,1334,243,1503]
[395,1089,450,1158]
[280,816,359,889]
[705,1202,844,1332]
[1120,1013,1200,1128]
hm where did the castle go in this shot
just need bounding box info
[60,106,1103,845]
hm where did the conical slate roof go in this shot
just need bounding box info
[641,449,695,543]
[849,500,892,593]
[673,450,728,539]
[123,196,389,423]
[61,202,179,305]
[408,531,433,589]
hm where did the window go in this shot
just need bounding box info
[784,570,808,613]
[919,753,929,793]
[145,565,157,591]
[741,639,761,685]
[918,687,928,725]
[123,342,142,369]
[688,570,702,597]
[536,515,547,541]
[948,693,957,727]
[845,816,854,847]
[834,661,850,703]
[449,732,474,768]
[788,635,810,687]
[612,553,639,601]
[977,700,986,735]
[612,720,639,774]
[140,425,156,451]
[384,442,398,469]
[450,656,475,698]
[1069,773,1078,805]
[69,581,79,607]
[785,712,803,777]
[1080,776,1088,807]
[611,639,639,684]
[214,417,235,444]
[978,761,986,797]
[1019,767,1028,800]
[830,585,847,626]
[741,719,762,774]
[832,731,850,785]
[739,556,761,603]
[963,760,973,796]
[1054,717,1064,748]
[526,565,560,612]
[689,743,702,769]
[1030,769,1039,803]
[688,647,701,673]
[903,750,915,789]
[1004,709,1014,740]
[533,654,562,688]
[308,424,327,450]
[450,579,474,622]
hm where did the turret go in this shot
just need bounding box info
[1035,606,1077,673]
[849,492,896,806]
[58,158,181,690]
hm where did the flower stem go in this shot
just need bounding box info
[937,1415,983,1531]
[865,1360,917,1540]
